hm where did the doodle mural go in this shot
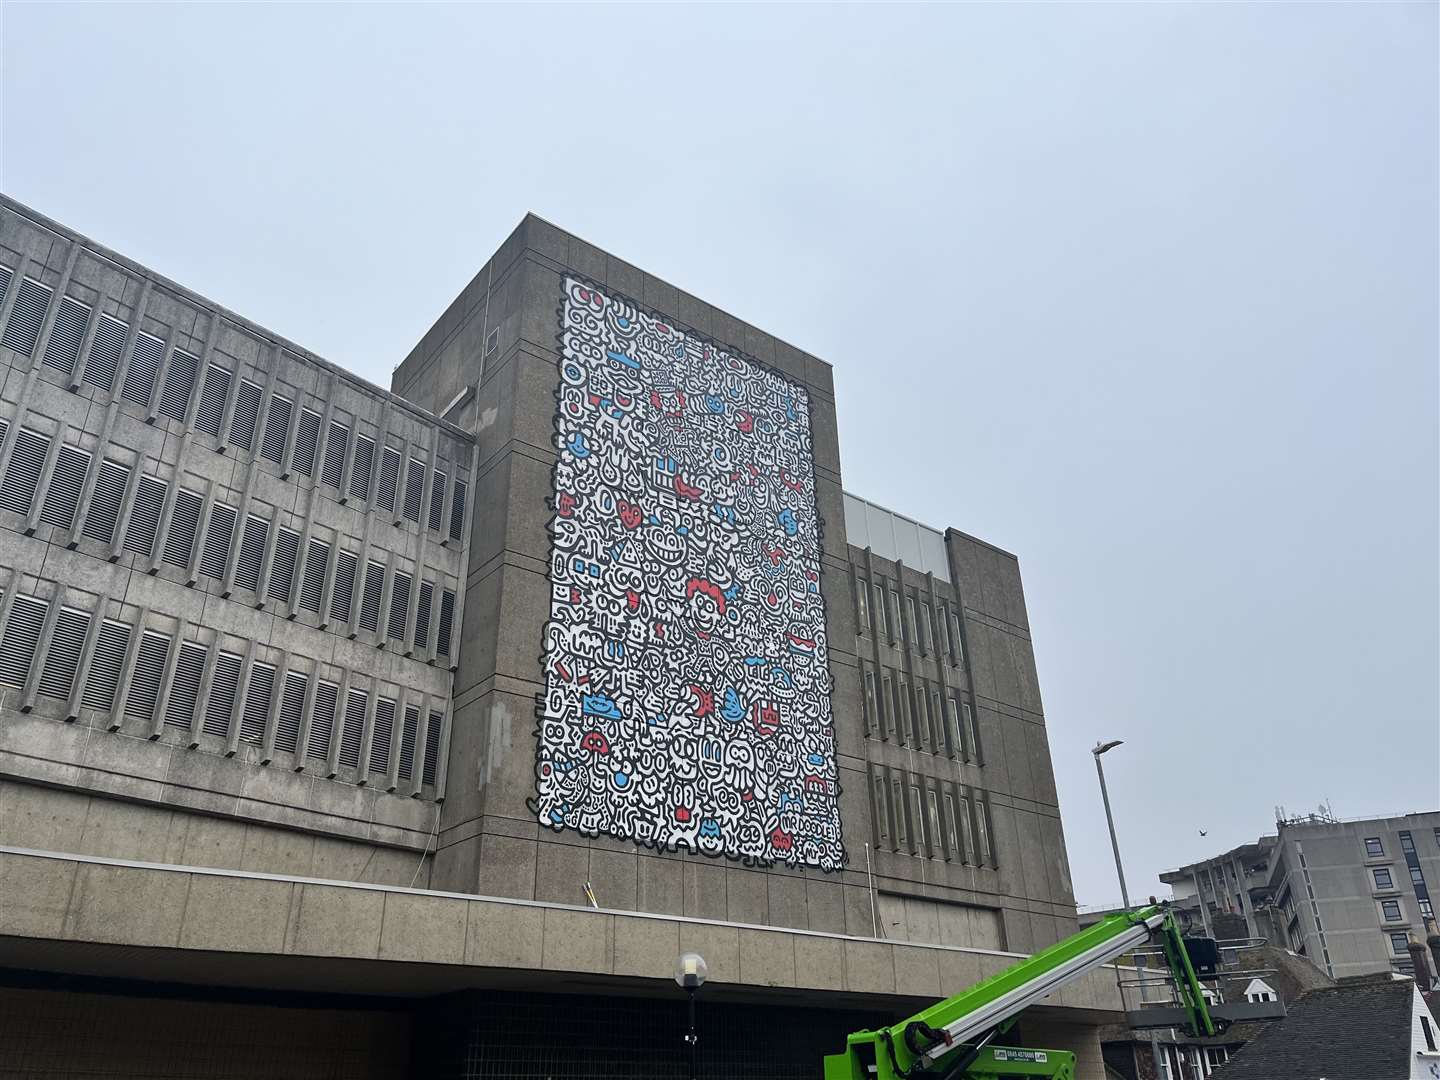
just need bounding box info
[535,277,843,871]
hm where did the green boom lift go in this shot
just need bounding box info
[825,902,1221,1080]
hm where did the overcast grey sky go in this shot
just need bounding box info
[5,3,1436,907]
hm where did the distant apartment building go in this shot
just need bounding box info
[1162,810,1440,980]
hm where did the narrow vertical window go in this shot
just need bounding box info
[871,771,889,842]
[39,445,91,532]
[855,576,869,630]
[157,349,199,422]
[122,475,166,558]
[228,380,263,450]
[193,364,232,437]
[449,479,467,541]
[202,652,243,739]
[349,434,375,500]
[260,394,291,463]
[415,580,434,651]
[402,458,425,521]
[198,504,237,580]
[120,332,165,406]
[298,538,330,613]
[891,777,907,847]
[321,420,348,488]
[422,710,444,787]
[308,680,338,763]
[234,514,270,592]
[42,296,91,375]
[0,428,51,516]
[81,621,131,713]
[920,602,932,652]
[399,706,420,782]
[292,408,322,476]
[942,792,959,859]
[427,470,446,532]
[927,787,943,858]
[1,277,54,356]
[910,784,926,853]
[83,314,128,391]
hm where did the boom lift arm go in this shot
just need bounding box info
[824,903,1218,1080]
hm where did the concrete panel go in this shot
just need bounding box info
[683,861,727,921]
[613,916,679,980]
[843,939,896,994]
[893,943,943,998]
[378,892,468,964]
[65,863,187,948]
[465,900,544,970]
[737,927,795,988]
[476,834,536,900]
[677,921,740,985]
[794,933,845,991]
[534,839,589,906]
[179,875,293,954]
[0,779,90,853]
[179,815,249,871]
[937,947,986,997]
[726,867,768,925]
[541,907,612,974]
[637,855,684,916]
[767,872,809,931]
[0,852,76,937]
[805,877,847,934]
[288,882,384,959]
[589,848,638,912]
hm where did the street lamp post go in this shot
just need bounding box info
[1092,739,1130,909]
[674,951,708,1080]
[1092,739,1163,1080]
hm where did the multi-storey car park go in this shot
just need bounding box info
[0,194,1121,1078]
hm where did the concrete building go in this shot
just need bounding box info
[0,194,1114,1076]
[1162,811,1440,980]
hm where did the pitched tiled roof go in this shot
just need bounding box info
[1219,978,1411,1079]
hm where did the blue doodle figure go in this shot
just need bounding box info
[616,316,630,329]
[606,349,640,371]
[786,397,798,423]
[807,753,825,767]
[582,693,622,721]
[704,394,724,414]
[567,432,591,459]
[613,770,631,789]
[699,819,722,839]
[721,688,745,724]
[777,507,798,537]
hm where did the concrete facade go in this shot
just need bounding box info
[1163,812,1440,980]
[0,194,1105,1076]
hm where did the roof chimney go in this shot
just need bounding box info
[1426,919,1440,984]
[1408,934,1434,992]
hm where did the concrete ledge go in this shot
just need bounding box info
[0,847,1124,1019]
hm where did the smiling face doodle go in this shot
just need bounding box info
[535,278,843,871]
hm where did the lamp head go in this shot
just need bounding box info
[674,951,707,991]
[1093,739,1124,756]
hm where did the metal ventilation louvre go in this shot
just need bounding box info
[349,434,374,500]
[83,460,130,546]
[1,277,54,356]
[123,630,171,725]
[228,380,262,450]
[449,479,467,542]
[402,458,424,521]
[122,475,167,557]
[120,332,166,406]
[42,297,92,375]
[0,595,48,687]
[0,266,12,307]
[428,470,445,532]
[268,527,300,604]
[163,489,203,567]
[321,420,348,488]
[239,662,274,744]
[339,688,367,769]
[198,503,237,580]
[193,364,232,437]
[399,706,420,782]
[415,580,434,652]
[234,514,269,592]
[203,652,242,739]
[377,447,401,512]
[157,348,199,422]
[299,538,330,613]
[308,680,338,762]
[330,550,357,624]
[164,641,206,731]
[0,428,51,516]
[81,620,130,713]
[437,589,455,657]
[260,394,292,463]
[422,710,443,787]
[36,606,91,702]
[370,696,395,774]
[39,445,93,532]
[359,561,384,633]
[275,671,307,754]
[84,314,129,391]
[292,408,322,476]
[387,571,411,641]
